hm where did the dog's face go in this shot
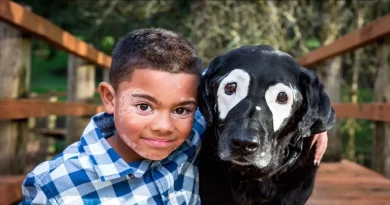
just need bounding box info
[199,45,335,173]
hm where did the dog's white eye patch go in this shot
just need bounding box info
[217,69,250,120]
[265,83,295,132]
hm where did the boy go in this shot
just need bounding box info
[21,28,328,205]
[21,28,205,205]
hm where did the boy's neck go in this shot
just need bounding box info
[106,133,144,163]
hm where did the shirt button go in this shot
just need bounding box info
[128,174,136,179]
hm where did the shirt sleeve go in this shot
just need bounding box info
[20,173,50,205]
[193,109,207,140]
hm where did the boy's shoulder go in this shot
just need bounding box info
[193,108,207,137]
[23,141,93,192]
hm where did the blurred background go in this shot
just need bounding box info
[13,0,390,170]
[2,0,390,204]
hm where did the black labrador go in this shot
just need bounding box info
[199,45,335,205]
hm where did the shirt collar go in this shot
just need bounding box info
[80,112,194,181]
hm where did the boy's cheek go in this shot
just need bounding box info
[176,119,195,138]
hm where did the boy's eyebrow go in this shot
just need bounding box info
[175,100,197,107]
[132,94,160,104]
[132,94,196,107]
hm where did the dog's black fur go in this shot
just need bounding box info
[199,45,335,205]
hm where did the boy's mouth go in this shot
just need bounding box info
[142,137,175,148]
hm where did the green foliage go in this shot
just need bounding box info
[31,48,67,93]
[306,38,321,50]
[101,36,115,51]
[341,119,374,166]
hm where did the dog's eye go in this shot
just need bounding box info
[224,83,237,95]
[276,92,288,104]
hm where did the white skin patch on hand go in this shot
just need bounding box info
[217,69,250,120]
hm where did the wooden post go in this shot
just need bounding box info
[0,21,31,174]
[66,55,95,145]
[373,40,390,178]
[318,56,342,162]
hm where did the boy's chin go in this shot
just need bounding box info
[138,151,171,161]
[134,146,175,161]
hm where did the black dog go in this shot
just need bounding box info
[198,45,335,205]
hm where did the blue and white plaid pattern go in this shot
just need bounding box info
[21,111,206,205]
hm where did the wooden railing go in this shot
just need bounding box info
[1,0,390,204]
[0,0,111,68]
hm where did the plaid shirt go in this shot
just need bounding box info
[21,111,206,205]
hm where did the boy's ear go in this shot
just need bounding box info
[99,82,115,114]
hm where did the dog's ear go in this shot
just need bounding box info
[198,55,224,126]
[298,69,336,137]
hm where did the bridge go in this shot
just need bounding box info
[1,1,390,204]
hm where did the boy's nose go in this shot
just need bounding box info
[150,112,174,134]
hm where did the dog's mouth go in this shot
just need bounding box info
[230,157,252,166]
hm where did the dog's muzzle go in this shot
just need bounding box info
[216,117,304,175]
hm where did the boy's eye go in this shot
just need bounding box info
[174,108,190,115]
[137,104,152,112]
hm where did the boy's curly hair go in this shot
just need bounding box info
[109,28,202,90]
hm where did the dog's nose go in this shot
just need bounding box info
[231,137,260,154]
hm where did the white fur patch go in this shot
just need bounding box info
[217,69,250,119]
[265,83,295,132]
[256,106,261,111]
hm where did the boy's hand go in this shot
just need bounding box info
[310,131,328,166]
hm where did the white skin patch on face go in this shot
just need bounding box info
[118,89,146,116]
[265,83,295,132]
[120,134,175,160]
[217,69,250,120]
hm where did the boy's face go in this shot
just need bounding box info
[101,68,199,161]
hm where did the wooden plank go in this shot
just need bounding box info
[298,14,390,67]
[0,14,30,174]
[0,175,25,205]
[66,55,96,144]
[33,128,66,140]
[2,101,390,121]
[0,99,104,120]
[307,160,390,205]
[0,1,111,69]
[333,103,390,122]
[372,40,390,178]
[319,57,342,161]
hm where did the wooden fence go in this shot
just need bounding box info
[1,0,390,204]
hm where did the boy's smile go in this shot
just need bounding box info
[100,68,199,162]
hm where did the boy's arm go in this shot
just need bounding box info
[20,173,50,205]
